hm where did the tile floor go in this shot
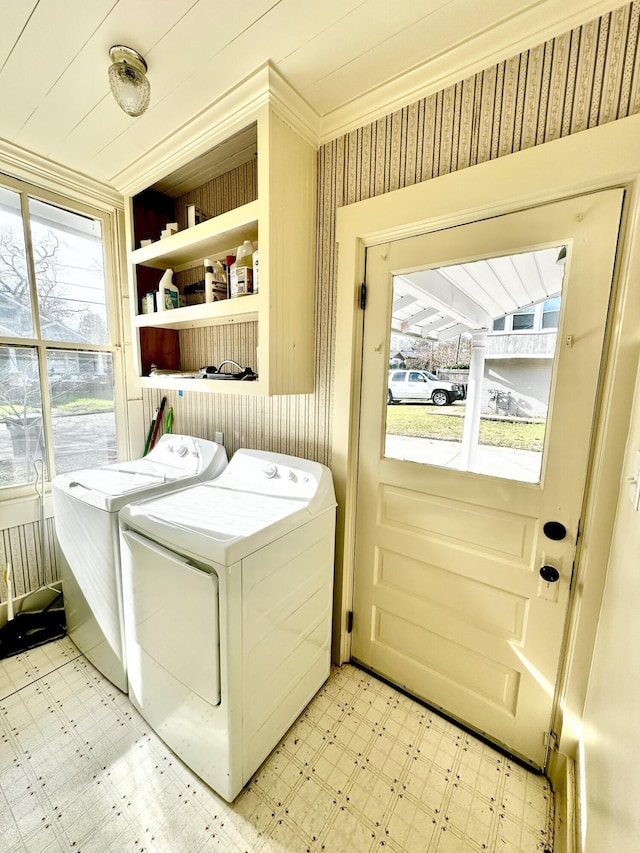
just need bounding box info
[0,638,554,853]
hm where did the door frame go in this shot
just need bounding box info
[332,113,640,774]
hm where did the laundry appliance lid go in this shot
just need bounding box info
[120,448,336,565]
[52,434,227,512]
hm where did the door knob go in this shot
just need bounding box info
[539,565,560,583]
[543,521,567,541]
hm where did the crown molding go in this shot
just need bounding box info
[111,62,321,197]
[0,137,123,209]
[318,0,625,143]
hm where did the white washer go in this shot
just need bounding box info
[53,434,227,692]
[118,448,336,802]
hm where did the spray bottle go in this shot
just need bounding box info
[156,269,179,311]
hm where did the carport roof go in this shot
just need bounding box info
[392,246,565,341]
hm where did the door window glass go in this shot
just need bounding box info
[384,246,566,483]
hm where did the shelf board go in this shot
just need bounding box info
[131,200,260,270]
[135,295,260,330]
[136,375,265,395]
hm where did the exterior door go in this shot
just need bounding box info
[351,190,623,769]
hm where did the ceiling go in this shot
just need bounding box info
[393,247,565,339]
[0,0,620,193]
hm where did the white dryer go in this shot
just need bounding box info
[119,448,336,802]
[53,434,227,692]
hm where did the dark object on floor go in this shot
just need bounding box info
[0,591,66,659]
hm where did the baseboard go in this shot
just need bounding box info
[549,750,578,853]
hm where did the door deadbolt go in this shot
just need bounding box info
[539,565,560,583]
[543,521,567,541]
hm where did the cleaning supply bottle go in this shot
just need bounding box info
[204,259,215,303]
[204,259,227,302]
[252,244,259,294]
[156,269,179,311]
[229,240,254,298]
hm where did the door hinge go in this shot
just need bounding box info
[360,282,367,310]
[544,730,559,752]
[347,610,354,633]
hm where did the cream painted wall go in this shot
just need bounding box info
[580,364,640,851]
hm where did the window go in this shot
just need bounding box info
[512,306,535,330]
[0,180,121,491]
[491,296,561,333]
[542,296,561,329]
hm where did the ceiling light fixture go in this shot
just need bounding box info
[108,45,150,117]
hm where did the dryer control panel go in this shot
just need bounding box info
[146,434,227,478]
[213,449,335,514]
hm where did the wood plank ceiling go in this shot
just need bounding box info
[0,0,621,191]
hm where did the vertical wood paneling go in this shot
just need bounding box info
[1,517,58,604]
[10,2,640,603]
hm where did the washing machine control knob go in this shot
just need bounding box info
[176,444,189,457]
[263,463,278,479]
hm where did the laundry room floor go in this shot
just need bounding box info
[0,638,554,853]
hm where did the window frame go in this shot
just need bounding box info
[492,297,562,333]
[0,172,128,504]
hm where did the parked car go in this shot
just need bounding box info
[387,369,465,406]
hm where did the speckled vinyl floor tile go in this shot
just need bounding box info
[0,640,554,852]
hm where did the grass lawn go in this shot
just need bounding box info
[386,404,546,451]
[55,398,115,414]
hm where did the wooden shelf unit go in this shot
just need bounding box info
[124,71,317,396]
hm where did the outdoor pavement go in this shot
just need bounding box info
[0,412,116,484]
[385,434,541,483]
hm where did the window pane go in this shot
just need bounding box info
[0,346,45,487]
[542,296,561,329]
[28,199,108,344]
[385,246,565,484]
[512,308,535,330]
[0,187,34,338]
[48,350,117,474]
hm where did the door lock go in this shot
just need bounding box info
[539,565,560,583]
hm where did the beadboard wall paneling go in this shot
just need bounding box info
[1,518,58,604]
[175,158,257,230]
[7,1,639,602]
[178,323,259,374]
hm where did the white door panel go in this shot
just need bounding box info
[352,189,623,768]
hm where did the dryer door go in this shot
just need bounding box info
[121,529,221,711]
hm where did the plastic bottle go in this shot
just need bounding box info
[156,269,179,311]
[230,240,254,298]
[252,245,259,294]
[204,259,214,303]
[204,259,227,302]
[212,260,227,300]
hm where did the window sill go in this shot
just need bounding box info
[0,489,54,531]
